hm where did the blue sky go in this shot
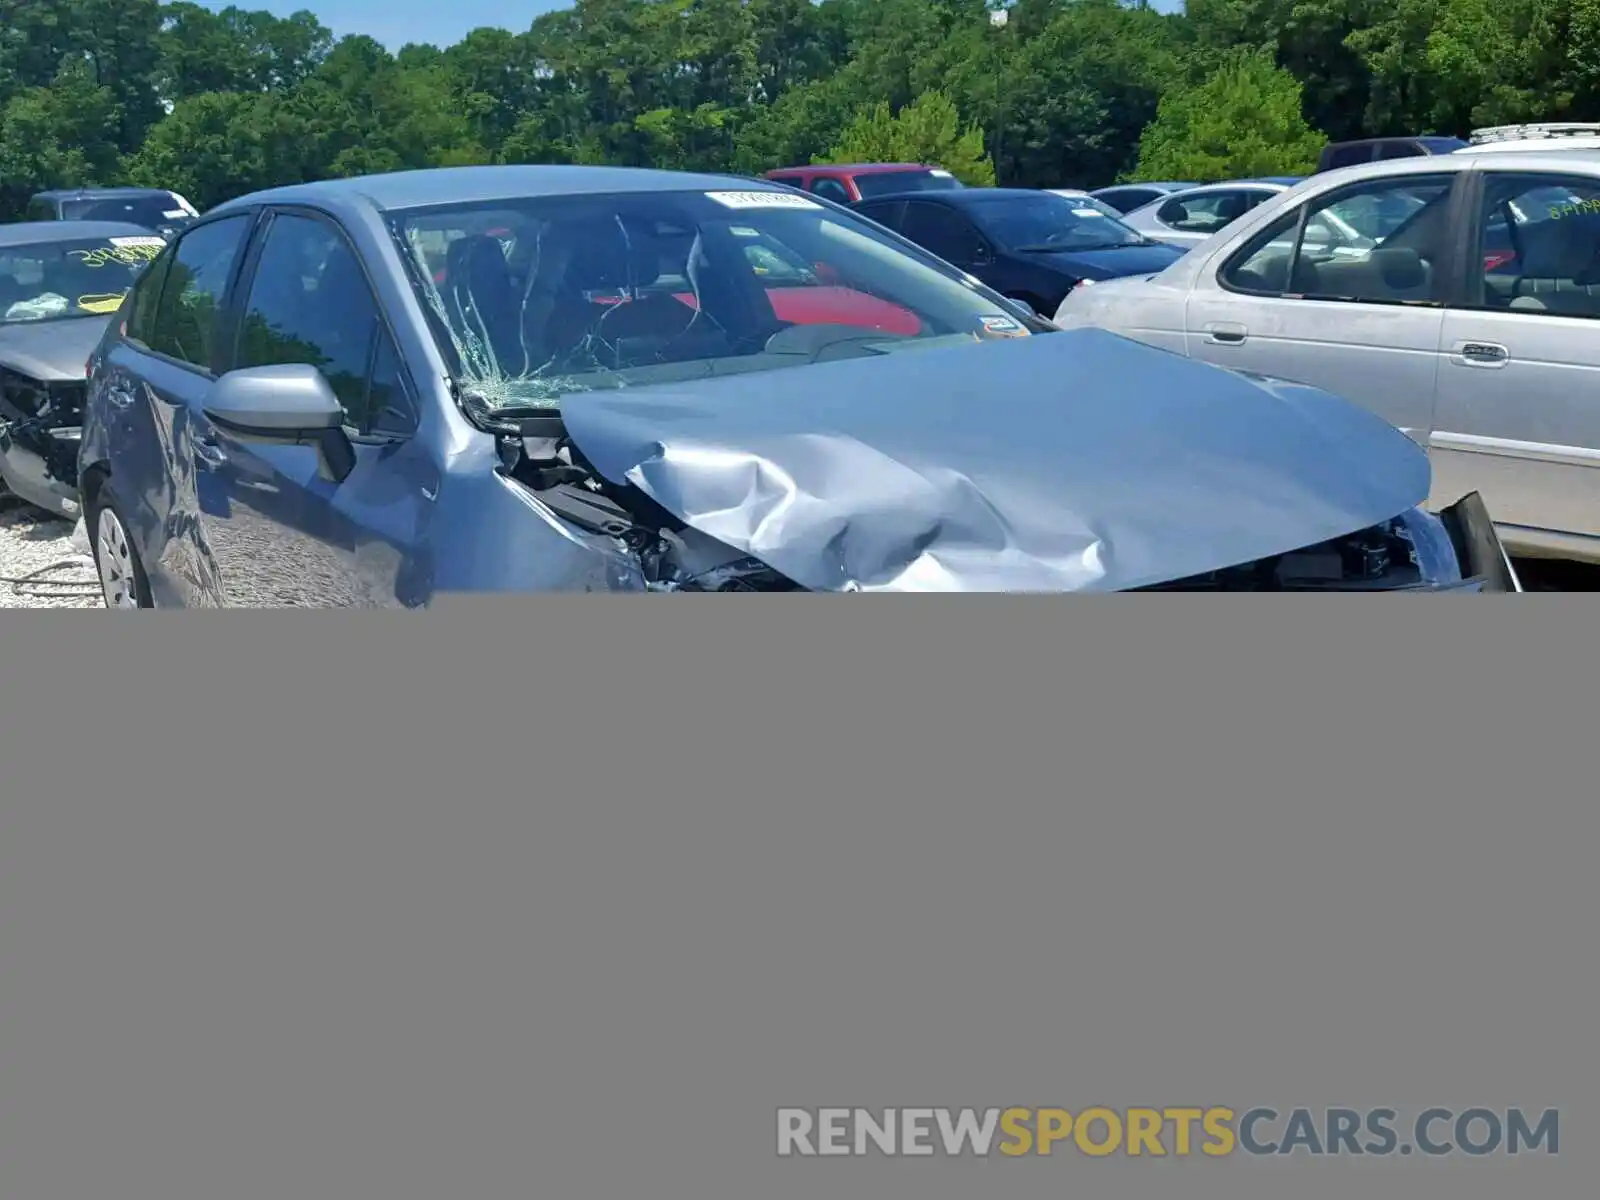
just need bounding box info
[219,0,571,48]
[211,0,1183,51]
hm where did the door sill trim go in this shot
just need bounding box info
[1430,431,1600,469]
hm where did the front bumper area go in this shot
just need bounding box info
[1429,491,1522,592]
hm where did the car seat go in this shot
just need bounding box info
[1212,194,1249,225]
[589,233,701,355]
[445,234,522,370]
[1506,217,1600,315]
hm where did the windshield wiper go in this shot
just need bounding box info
[1015,238,1150,253]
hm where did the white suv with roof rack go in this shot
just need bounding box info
[1459,123,1600,153]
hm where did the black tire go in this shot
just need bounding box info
[85,481,153,609]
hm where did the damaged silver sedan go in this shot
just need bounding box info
[79,166,1519,605]
[1,220,166,520]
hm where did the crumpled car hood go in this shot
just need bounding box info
[558,328,1432,592]
[0,316,110,382]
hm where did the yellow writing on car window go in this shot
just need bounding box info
[70,242,164,269]
[76,292,129,314]
[1548,198,1600,219]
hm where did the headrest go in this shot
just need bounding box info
[1371,246,1426,291]
[1515,216,1592,279]
[1213,196,1247,222]
[446,235,511,291]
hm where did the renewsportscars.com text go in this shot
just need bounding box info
[776,1106,1560,1158]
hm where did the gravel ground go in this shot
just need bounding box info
[0,498,104,608]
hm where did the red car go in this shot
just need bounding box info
[763,163,963,205]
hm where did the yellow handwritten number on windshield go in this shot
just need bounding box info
[70,243,164,269]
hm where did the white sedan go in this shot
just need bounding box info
[1053,151,1600,564]
[1120,178,1377,255]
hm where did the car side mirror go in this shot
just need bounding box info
[202,363,355,484]
[1009,296,1038,318]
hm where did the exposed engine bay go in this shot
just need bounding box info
[496,415,805,591]
[0,367,85,492]
[493,414,1476,593]
[1137,512,1453,591]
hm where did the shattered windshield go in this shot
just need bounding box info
[0,233,165,324]
[388,188,1031,411]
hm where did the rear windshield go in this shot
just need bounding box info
[852,169,963,198]
[388,187,1034,412]
[0,233,165,324]
[60,193,196,233]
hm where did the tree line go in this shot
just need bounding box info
[2,0,1597,220]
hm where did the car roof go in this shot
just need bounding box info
[210,164,792,217]
[1094,181,1194,192]
[1164,180,1289,195]
[859,187,1051,204]
[1326,135,1462,147]
[0,219,161,248]
[789,163,937,175]
[1456,138,1600,155]
[1320,147,1600,177]
[32,187,176,201]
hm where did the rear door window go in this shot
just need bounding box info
[144,215,254,370]
[854,201,906,231]
[1467,172,1600,316]
[899,202,984,262]
[124,250,173,350]
[1156,189,1263,234]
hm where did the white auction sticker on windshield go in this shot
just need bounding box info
[978,314,1026,337]
[162,209,188,219]
[111,236,167,248]
[930,169,954,178]
[706,191,821,210]
[1072,207,1102,218]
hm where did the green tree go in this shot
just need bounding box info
[0,57,123,217]
[1132,48,1327,181]
[819,89,996,185]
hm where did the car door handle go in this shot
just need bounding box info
[1452,341,1509,367]
[1204,322,1248,345]
[194,437,228,469]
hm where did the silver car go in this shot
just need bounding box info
[1118,180,1303,249]
[0,220,167,519]
[1054,149,1600,563]
[1089,182,1198,215]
